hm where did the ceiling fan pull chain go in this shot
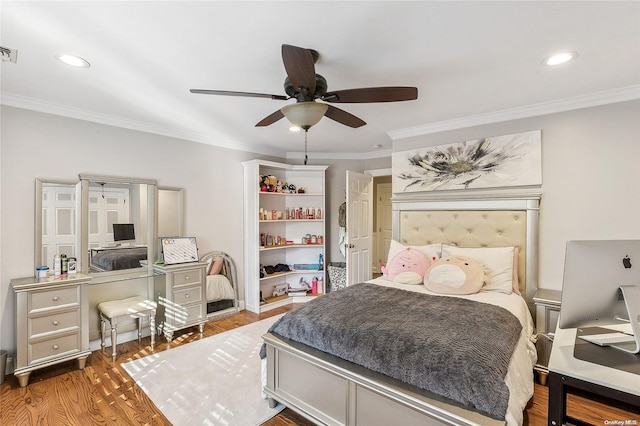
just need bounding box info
[304,129,308,165]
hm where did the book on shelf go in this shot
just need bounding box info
[288,290,309,297]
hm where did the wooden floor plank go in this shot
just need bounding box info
[1,306,636,425]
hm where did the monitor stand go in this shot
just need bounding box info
[610,285,640,354]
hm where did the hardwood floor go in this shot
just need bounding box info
[1,306,636,425]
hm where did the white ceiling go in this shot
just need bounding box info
[2,1,639,158]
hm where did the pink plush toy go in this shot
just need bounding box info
[381,247,432,284]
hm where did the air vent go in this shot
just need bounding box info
[1,46,18,63]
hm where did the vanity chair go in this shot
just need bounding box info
[200,251,240,319]
[98,296,157,361]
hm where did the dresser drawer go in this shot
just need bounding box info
[166,301,204,326]
[172,269,203,288]
[30,286,80,312]
[173,286,203,306]
[29,308,81,338]
[29,332,81,365]
[181,303,204,323]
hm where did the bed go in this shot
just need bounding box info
[200,251,240,319]
[261,196,540,426]
[89,246,148,271]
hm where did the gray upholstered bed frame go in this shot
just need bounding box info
[262,196,540,425]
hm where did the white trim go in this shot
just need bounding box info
[0,92,286,158]
[4,86,638,156]
[285,149,392,160]
[364,168,392,177]
[388,85,640,140]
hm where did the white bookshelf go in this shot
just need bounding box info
[242,160,327,313]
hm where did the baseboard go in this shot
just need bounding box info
[89,328,153,352]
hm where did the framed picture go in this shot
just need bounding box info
[392,130,542,193]
[161,237,198,265]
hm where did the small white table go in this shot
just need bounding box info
[547,324,640,425]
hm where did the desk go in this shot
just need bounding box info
[548,325,640,425]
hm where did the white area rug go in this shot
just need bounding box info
[121,315,284,426]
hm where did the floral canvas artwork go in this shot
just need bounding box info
[392,130,541,192]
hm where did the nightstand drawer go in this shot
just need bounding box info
[29,332,81,365]
[30,308,81,338]
[173,286,203,306]
[30,286,80,312]
[172,269,203,288]
[182,302,204,323]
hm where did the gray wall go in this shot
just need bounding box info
[0,105,370,361]
[392,100,640,291]
[2,100,638,366]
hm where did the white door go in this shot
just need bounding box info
[345,171,373,285]
[41,184,77,269]
[376,183,393,273]
[88,187,130,248]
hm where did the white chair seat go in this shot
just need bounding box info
[98,296,156,361]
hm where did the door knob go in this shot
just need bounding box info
[345,243,355,249]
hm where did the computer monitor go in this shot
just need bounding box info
[559,239,640,328]
[113,223,135,245]
[558,240,640,353]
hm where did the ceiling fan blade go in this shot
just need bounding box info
[190,89,287,101]
[324,105,366,128]
[281,44,316,96]
[255,109,285,127]
[322,87,418,103]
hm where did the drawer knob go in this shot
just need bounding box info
[184,276,189,280]
[52,321,59,326]
[52,345,59,350]
[52,296,59,301]
[185,294,190,299]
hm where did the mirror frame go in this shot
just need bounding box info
[34,178,82,272]
[78,174,157,276]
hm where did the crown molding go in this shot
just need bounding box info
[0,92,287,158]
[285,148,392,161]
[3,86,638,158]
[388,85,640,140]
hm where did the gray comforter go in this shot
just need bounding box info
[260,283,522,419]
[91,247,147,271]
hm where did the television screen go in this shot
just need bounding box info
[113,223,135,242]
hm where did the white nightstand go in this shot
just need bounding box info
[152,262,208,342]
[533,289,562,384]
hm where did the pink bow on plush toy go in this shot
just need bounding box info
[381,247,432,285]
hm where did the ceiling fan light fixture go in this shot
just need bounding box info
[281,102,328,130]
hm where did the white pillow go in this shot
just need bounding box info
[441,244,515,294]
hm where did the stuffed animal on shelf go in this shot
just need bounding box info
[381,247,432,285]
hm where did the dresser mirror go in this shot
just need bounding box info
[35,176,185,278]
[78,174,157,277]
[157,187,184,238]
[34,178,81,272]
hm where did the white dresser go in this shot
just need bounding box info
[153,262,208,341]
[11,273,91,387]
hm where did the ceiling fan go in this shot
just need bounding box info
[190,44,418,130]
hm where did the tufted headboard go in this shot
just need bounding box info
[392,197,540,316]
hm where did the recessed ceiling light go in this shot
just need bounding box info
[543,51,578,66]
[55,53,90,68]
